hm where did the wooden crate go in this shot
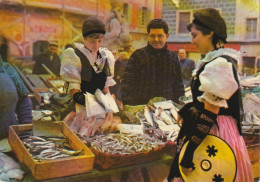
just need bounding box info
[247,143,260,178]
[46,78,65,94]
[243,134,260,178]
[8,122,95,181]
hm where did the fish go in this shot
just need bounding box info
[152,113,166,128]
[20,131,82,162]
[89,133,166,154]
[48,154,70,160]
[6,168,25,181]
[100,113,114,133]
[69,111,86,133]
[158,107,175,125]
[94,89,113,112]
[63,111,76,126]
[252,113,260,125]
[170,108,178,121]
[29,136,47,142]
[0,153,21,173]
[59,149,82,156]
[78,116,96,137]
[136,111,152,128]
[144,106,155,127]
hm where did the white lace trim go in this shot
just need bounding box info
[198,92,228,108]
[192,48,241,76]
[105,76,116,87]
[75,43,115,75]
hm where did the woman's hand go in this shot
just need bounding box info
[70,89,80,98]
[181,166,193,176]
[176,113,183,127]
[103,87,110,94]
[204,101,220,114]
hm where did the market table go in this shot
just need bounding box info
[21,153,174,182]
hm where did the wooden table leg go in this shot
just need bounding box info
[120,171,130,182]
[141,167,150,182]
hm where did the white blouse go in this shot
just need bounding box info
[60,43,116,93]
[195,48,241,108]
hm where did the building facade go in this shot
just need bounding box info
[162,0,260,75]
[0,0,163,59]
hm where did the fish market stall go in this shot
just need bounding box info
[2,84,259,181]
[61,96,179,177]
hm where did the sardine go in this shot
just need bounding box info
[29,136,47,142]
[59,149,82,156]
[48,154,69,160]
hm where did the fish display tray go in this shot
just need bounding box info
[9,123,95,181]
[89,143,167,170]
[46,77,65,94]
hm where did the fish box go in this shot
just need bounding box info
[243,134,260,178]
[8,122,95,181]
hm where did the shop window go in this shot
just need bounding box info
[123,3,132,25]
[138,7,149,27]
[256,58,260,73]
[243,57,256,75]
[177,11,191,34]
[32,41,49,60]
[246,18,257,39]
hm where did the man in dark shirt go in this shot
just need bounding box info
[178,49,195,88]
[121,19,184,105]
[33,41,61,76]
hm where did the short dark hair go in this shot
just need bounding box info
[147,19,169,34]
[187,23,221,49]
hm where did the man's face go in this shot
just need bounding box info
[48,45,58,55]
[178,49,187,60]
[148,28,169,49]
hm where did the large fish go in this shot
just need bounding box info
[69,111,86,133]
[158,107,175,125]
[0,153,24,181]
[94,89,113,112]
[144,106,155,127]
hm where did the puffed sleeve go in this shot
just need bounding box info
[197,57,238,108]
[103,49,116,87]
[60,48,82,91]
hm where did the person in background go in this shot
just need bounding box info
[111,48,119,62]
[121,19,184,105]
[59,43,75,62]
[0,55,32,139]
[167,8,253,182]
[60,16,116,112]
[33,41,61,76]
[178,49,195,88]
[113,51,129,101]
